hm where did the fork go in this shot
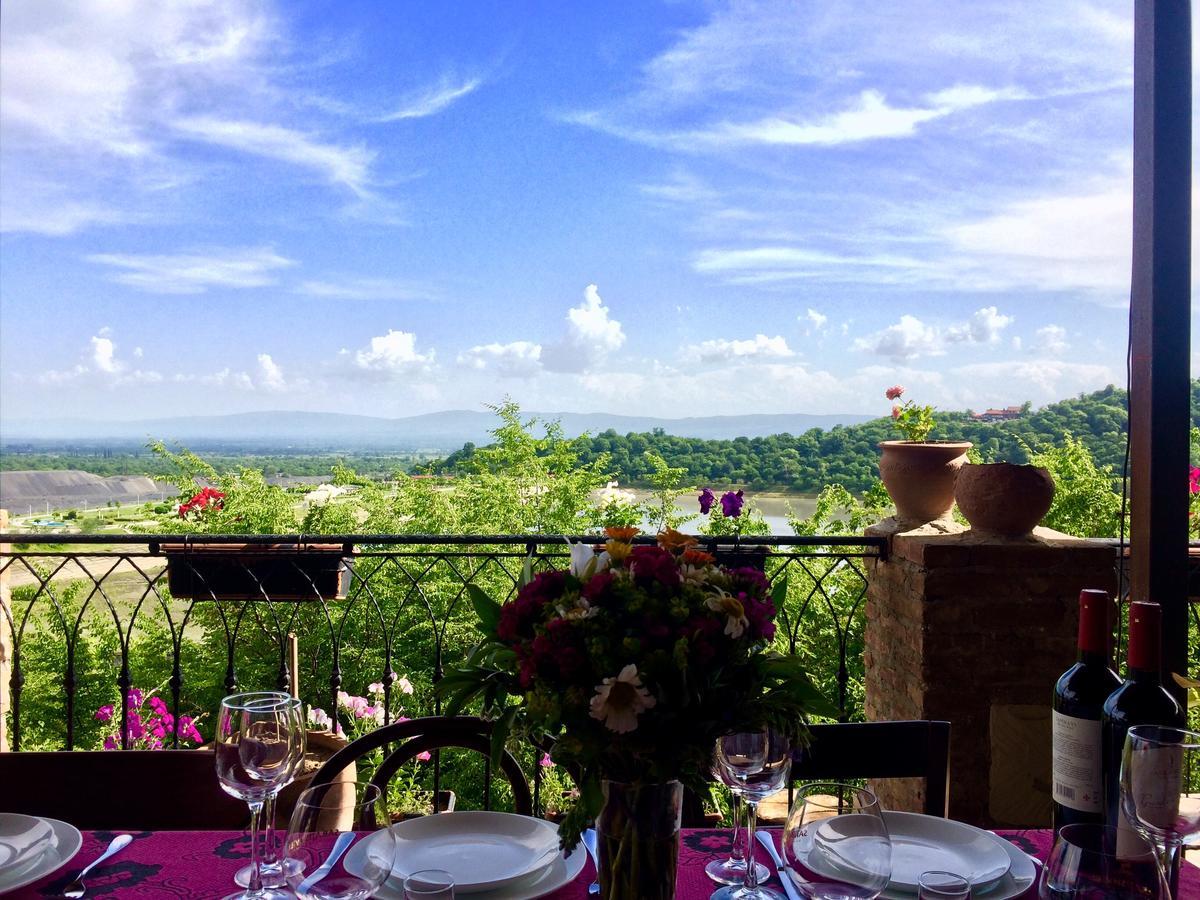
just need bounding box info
[62,833,132,898]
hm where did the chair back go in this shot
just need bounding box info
[793,720,951,817]
[309,715,533,827]
[0,750,247,829]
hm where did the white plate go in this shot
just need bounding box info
[0,814,56,873]
[0,817,82,896]
[352,812,563,894]
[347,838,586,900]
[880,813,1012,893]
[880,831,1037,900]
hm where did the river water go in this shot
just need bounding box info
[621,490,818,535]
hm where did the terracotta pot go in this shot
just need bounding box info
[955,462,1055,537]
[878,441,973,524]
[274,730,356,827]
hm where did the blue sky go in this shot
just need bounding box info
[0,1,1193,423]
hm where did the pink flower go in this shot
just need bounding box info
[539,752,555,768]
[891,405,902,419]
[885,385,905,401]
[103,736,119,750]
[416,751,432,762]
[94,704,114,722]
[1190,467,1200,495]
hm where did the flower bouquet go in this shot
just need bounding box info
[438,527,832,899]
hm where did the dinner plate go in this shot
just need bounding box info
[880,813,1012,893]
[347,839,587,900]
[879,831,1037,900]
[0,813,56,872]
[0,817,82,896]
[351,812,563,894]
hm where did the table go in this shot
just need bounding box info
[10,828,1200,898]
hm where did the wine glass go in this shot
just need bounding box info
[781,783,892,900]
[918,871,971,900]
[215,692,302,900]
[1038,823,1167,899]
[707,750,770,885]
[285,781,397,900]
[711,728,792,900]
[1121,725,1200,897]
[236,696,307,889]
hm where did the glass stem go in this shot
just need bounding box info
[1160,839,1181,899]
[729,793,745,863]
[744,799,759,889]
[247,800,264,895]
[260,794,278,869]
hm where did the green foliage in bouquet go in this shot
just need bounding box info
[437,527,835,849]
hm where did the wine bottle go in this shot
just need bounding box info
[1052,589,1121,829]
[1101,600,1184,828]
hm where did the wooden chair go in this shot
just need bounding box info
[309,715,533,827]
[792,720,951,817]
[0,750,248,829]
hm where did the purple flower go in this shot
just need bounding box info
[127,688,144,708]
[698,488,715,514]
[103,736,119,750]
[149,696,168,714]
[720,490,744,518]
[539,752,555,768]
[94,704,114,723]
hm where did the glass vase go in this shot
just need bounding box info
[596,779,682,900]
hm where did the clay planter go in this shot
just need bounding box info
[878,441,973,524]
[163,543,351,601]
[955,462,1055,537]
[274,729,357,827]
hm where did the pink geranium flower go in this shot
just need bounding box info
[885,385,904,400]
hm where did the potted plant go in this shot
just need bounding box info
[878,385,972,524]
[955,462,1055,537]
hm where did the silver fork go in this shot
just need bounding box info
[62,833,132,898]
[581,828,600,896]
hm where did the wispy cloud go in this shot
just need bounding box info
[296,277,435,301]
[87,247,296,294]
[855,307,1014,361]
[682,334,793,364]
[457,341,543,378]
[375,75,482,122]
[171,117,376,196]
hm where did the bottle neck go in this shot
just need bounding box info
[1078,648,1110,668]
[1127,664,1163,686]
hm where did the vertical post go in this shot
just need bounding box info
[0,509,11,751]
[287,633,300,699]
[1129,0,1192,704]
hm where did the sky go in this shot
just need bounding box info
[0,0,1194,424]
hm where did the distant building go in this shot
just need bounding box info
[971,406,1025,423]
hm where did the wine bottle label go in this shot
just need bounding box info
[1051,711,1103,812]
[1129,743,1184,830]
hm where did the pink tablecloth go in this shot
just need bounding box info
[8,828,1199,898]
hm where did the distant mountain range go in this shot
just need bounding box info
[0,409,874,452]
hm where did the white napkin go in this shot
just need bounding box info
[0,814,56,873]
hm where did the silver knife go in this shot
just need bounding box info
[755,830,803,900]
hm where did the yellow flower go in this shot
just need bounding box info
[605,540,633,564]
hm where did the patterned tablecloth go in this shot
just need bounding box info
[8,828,1198,898]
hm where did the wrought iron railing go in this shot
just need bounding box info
[0,533,885,760]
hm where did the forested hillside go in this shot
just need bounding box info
[434,384,1197,493]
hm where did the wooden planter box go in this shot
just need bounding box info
[710,544,768,572]
[163,543,351,601]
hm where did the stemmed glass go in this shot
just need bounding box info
[215,692,302,900]
[1038,823,1167,899]
[707,757,770,885]
[285,781,397,900]
[711,728,792,900]
[235,695,307,890]
[781,784,892,900]
[1121,725,1200,897]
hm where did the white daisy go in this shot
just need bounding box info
[588,664,657,733]
[706,590,749,639]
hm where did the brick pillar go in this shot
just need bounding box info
[0,509,10,751]
[864,520,1116,827]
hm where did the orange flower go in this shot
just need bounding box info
[681,549,715,567]
[604,526,640,542]
[657,528,698,553]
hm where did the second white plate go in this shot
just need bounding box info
[0,817,82,897]
[881,812,1012,893]
[880,831,1037,900]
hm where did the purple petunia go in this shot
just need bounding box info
[720,490,744,518]
[698,488,715,514]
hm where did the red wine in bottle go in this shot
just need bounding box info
[1052,589,1121,829]
[1101,600,1184,828]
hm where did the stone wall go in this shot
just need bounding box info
[864,520,1116,827]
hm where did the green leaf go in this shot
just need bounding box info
[521,551,534,588]
[770,573,789,610]
[468,584,502,637]
[490,705,518,767]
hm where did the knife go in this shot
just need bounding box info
[755,830,803,900]
[296,831,355,895]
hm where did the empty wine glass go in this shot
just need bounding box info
[236,695,306,890]
[403,868,456,898]
[1038,823,1167,899]
[286,782,396,900]
[781,783,892,900]
[1121,725,1200,897]
[711,728,792,900]
[216,692,302,900]
[918,871,971,900]
[707,752,770,885]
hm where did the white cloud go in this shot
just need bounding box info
[803,309,828,335]
[951,359,1112,398]
[91,336,120,374]
[541,284,627,374]
[36,330,161,386]
[296,277,434,301]
[855,307,1014,360]
[375,75,482,122]
[945,306,1014,345]
[345,330,435,378]
[86,247,295,294]
[683,334,793,364]
[257,354,287,392]
[457,342,543,378]
[171,117,375,196]
[194,368,255,391]
[1034,325,1070,355]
